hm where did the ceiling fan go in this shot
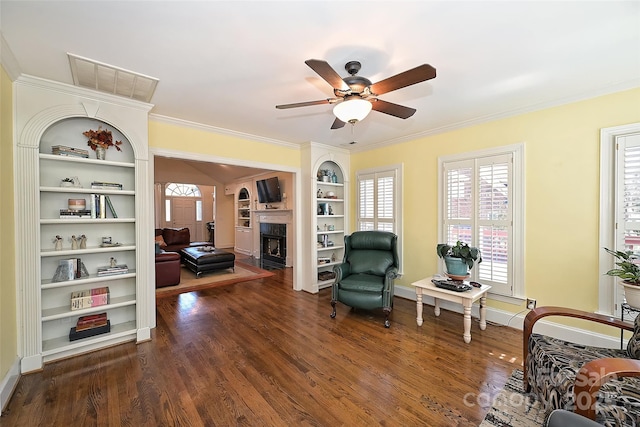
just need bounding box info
[276,59,436,129]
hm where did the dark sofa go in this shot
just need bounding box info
[155,227,208,252]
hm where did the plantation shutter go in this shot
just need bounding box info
[617,134,640,252]
[442,155,512,296]
[357,170,396,233]
[476,155,512,295]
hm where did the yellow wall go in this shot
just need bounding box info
[352,88,640,313]
[149,120,301,168]
[0,65,17,381]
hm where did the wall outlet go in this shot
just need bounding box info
[526,298,537,309]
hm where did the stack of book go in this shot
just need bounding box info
[91,181,123,190]
[60,209,92,219]
[89,194,118,218]
[52,145,89,158]
[70,286,110,310]
[69,312,110,341]
[97,264,128,277]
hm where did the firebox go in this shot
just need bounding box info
[260,223,286,267]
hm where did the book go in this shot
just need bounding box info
[76,312,107,328]
[70,287,110,311]
[97,264,129,276]
[105,196,118,218]
[69,320,110,341]
[90,181,123,190]
[52,145,89,158]
[99,195,106,219]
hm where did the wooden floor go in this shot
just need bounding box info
[2,263,524,426]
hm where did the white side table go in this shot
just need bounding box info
[413,277,491,343]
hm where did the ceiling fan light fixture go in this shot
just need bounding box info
[333,98,372,124]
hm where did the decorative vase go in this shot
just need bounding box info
[95,146,106,160]
[443,256,469,280]
[622,282,640,308]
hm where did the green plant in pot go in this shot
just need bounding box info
[604,247,640,308]
[436,241,482,279]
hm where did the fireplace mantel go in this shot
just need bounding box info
[254,210,292,266]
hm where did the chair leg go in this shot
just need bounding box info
[383,307,391,328]
[330,300,337,318]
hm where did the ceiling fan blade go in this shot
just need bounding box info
[305,59,350,91]
[275,99,333,109]
[369,64,436,95]
[330,117,346,129]
[370,99,417,119]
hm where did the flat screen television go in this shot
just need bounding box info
[256,177,282,203]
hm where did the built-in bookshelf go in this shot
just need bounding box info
[315,161,346,290]
[14,76,153,373]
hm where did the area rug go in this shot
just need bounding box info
[156,262,273,298]
[479,369,547,427]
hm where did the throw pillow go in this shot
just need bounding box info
[627,312,640,359]
[155,235,167,249]
[163,227,190,246]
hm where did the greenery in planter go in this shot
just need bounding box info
[604,247,640,285]
[436,241,482,269]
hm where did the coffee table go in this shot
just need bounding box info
[412,277,491,343]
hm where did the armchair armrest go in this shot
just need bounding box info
[333,263,351,282]
[574,357,640,420]
[523,306,633,392]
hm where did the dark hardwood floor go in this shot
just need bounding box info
[2,262,523,426]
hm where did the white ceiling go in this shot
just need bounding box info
[1,1,639,152]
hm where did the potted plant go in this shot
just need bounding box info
[437,241,482,279]
[604,247,640,308]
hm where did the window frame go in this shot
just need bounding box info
[599,122,640,316]
[438,143,525,303]
[356,164,403,275]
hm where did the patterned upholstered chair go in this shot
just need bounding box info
[524,307,640,425]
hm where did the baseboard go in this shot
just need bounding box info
[0,357,20,414]
[395,285,622,349]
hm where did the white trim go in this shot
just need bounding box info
[598,122,640,316]
[150,114,300,150]
[0,357,20,413]
[437,143,525,298]
[149,147,303,292]
[395,285,622,349]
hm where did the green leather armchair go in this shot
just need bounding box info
[330,231,399,328]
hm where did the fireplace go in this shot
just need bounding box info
[260,223,286,267]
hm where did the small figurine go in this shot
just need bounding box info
[328,205,333,215]
[70,235,78,250]
[53,235,63,251]
[317,188,323,198]
[79,234,87,249]
[331,252,337,262]
[110,257,117,268]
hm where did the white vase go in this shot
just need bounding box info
[95,146,106,160]
[622,282,640,308]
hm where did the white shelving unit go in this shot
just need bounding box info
[235,186,253,255]
[14,76,153,373]
[38,129,138,360]
[315,162,346,289]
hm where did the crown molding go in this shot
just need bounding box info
[350,79,640,154]
[149,114,300,150]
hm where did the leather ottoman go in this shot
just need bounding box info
[181,247,235,277]
[155,251,181,288]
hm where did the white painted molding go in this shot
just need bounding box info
[350,78,640,154]
[149,114,300,150]
[0,357,20,413]
[395,285,622,349]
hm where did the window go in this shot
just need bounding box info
[356,165,403,271]
[439,144,524,299]
[165,183,201,197]
[599,123,640,315]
